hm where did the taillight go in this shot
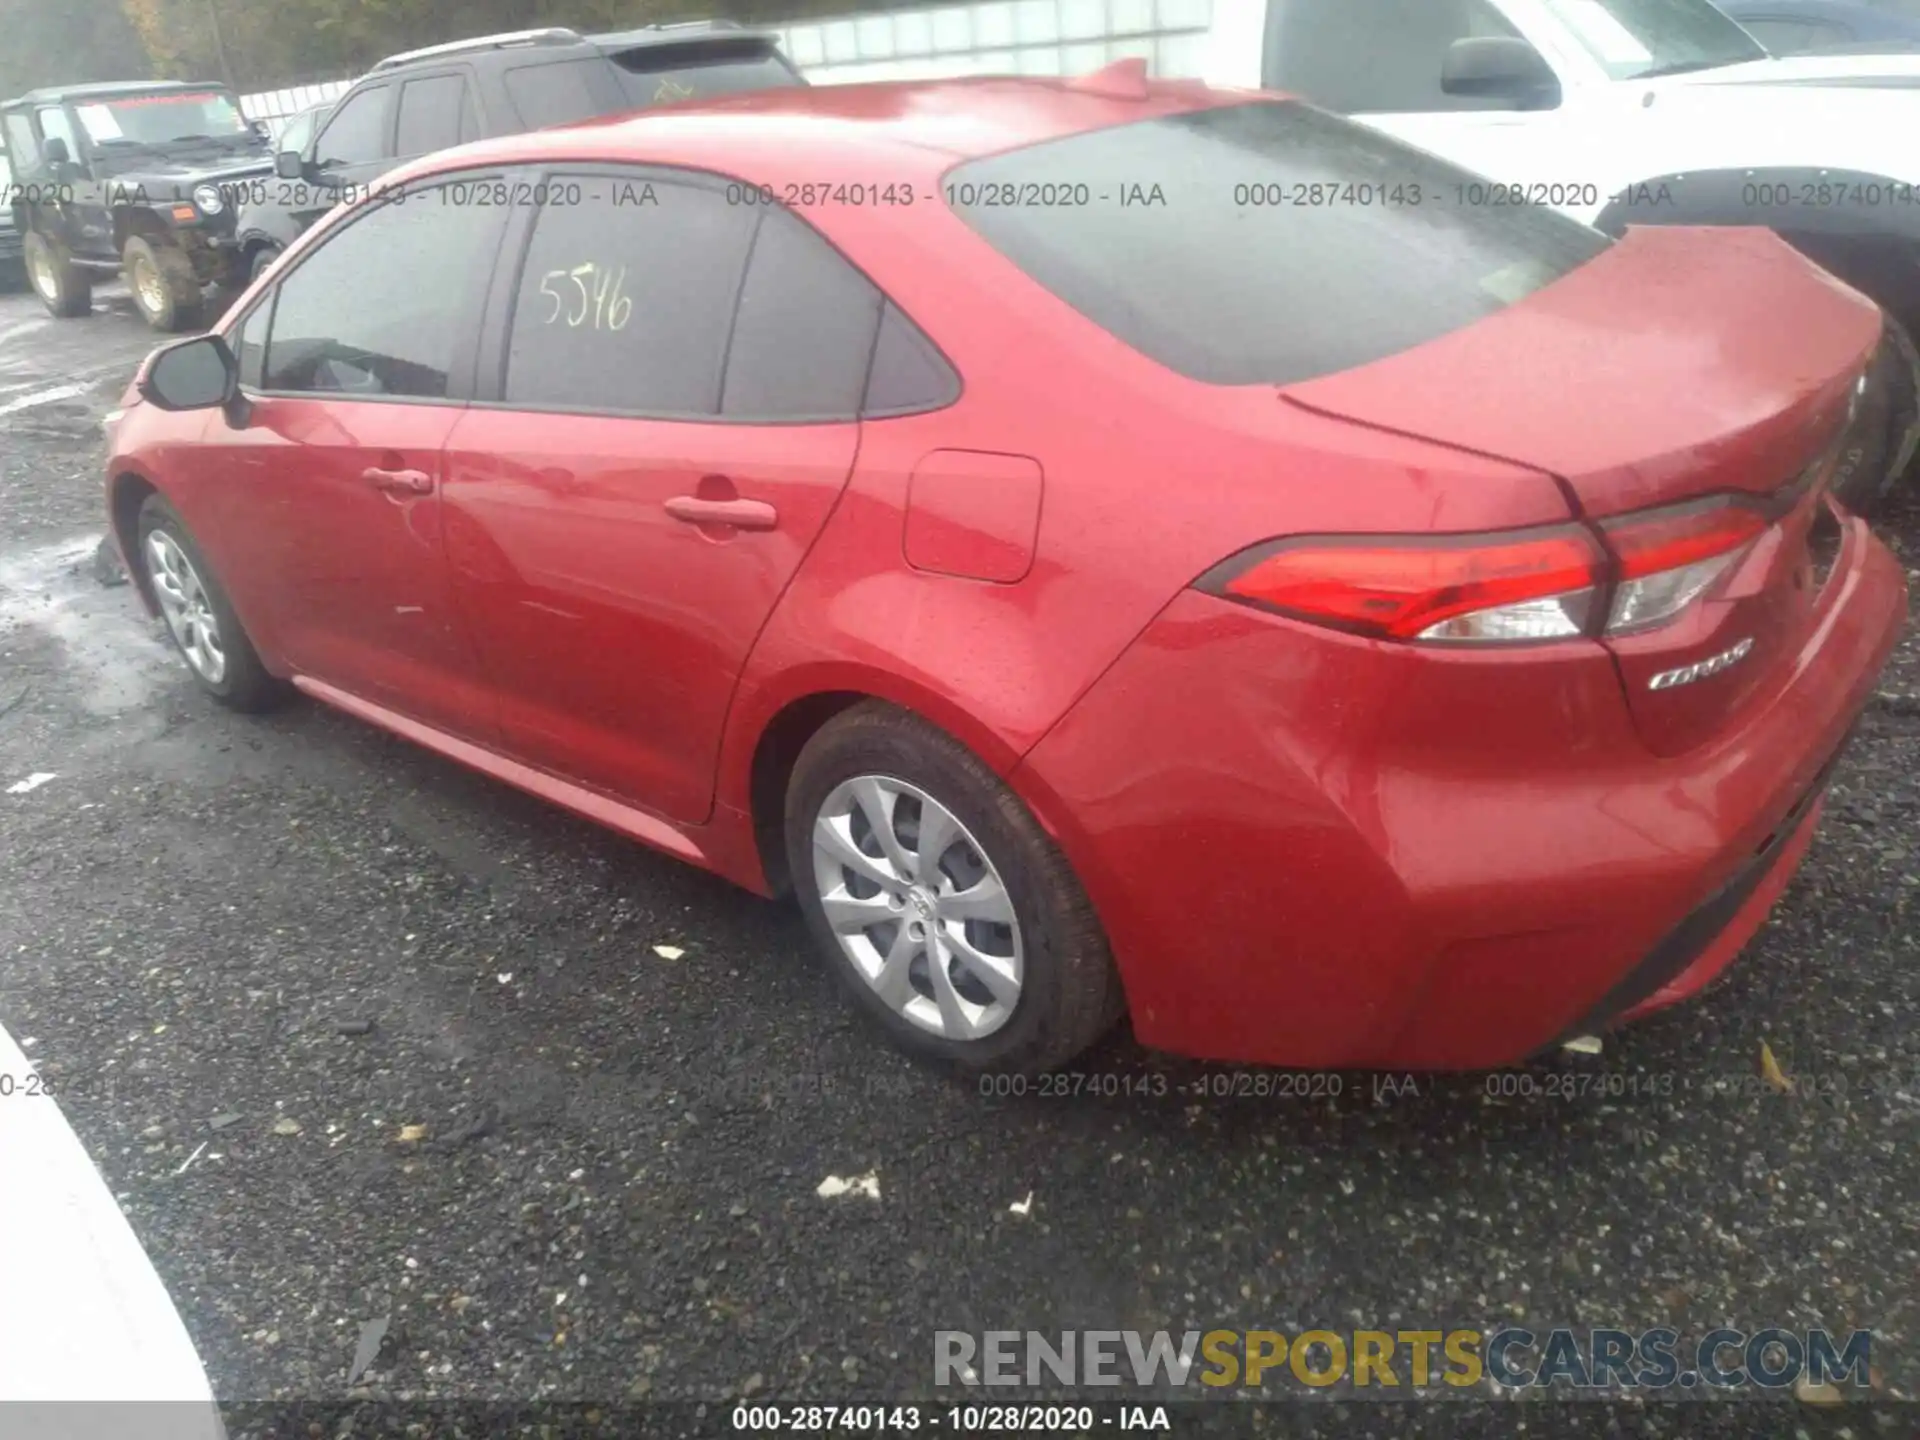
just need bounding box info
[1200,526,1601,643]
[1599,497,1768,636]
[1199,497,1770,646]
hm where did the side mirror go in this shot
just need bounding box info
[274,149,306,180]
[1441,36,1561,107]
[140,335,237,413]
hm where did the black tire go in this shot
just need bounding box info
[248,243,281,283]
[785,702,1124,1075]
[135,493,288,712]
[123,234,204,333]
[1831,314,1920,518]
[22,229,91,318]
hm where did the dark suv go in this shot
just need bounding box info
[237,22,804,278]
[1,82,274,330]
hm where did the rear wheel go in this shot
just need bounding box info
[136,493,286,712]
[23,229,91,318]
[124,235,204,332]
[785,702,1123,1075]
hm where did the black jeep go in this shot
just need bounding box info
[0,82,274,331]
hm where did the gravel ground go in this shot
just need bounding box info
[0,282,1916,1434]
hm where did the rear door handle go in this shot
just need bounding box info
[364,466,434,496]
[665,496,778,531]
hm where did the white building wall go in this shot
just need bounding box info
[240,0,1214,126]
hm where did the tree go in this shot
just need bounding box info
[0,0,151,96]
[0,0,915,97]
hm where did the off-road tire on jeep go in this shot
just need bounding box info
[123,235,204,333]
[22,229,92,318]
[248,243,281,283]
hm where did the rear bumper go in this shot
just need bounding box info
[1016,507,1906,1070]
[1567,739,1841,1038]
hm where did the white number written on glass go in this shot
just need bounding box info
[537,262,632,331]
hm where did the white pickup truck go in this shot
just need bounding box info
[1201,0,1920,512]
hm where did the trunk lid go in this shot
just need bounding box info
[1283,225,1881,756]
[1282,225,1874,518]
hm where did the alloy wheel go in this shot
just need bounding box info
[27,244,56,303]
[810,775,1023,1040]
[145,530,227,684]
[132,255,165,319]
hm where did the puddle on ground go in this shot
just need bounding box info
[0,536,175,715]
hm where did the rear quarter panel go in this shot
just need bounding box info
[714,182,1576,818]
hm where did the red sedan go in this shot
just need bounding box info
[105,67,1905,1075]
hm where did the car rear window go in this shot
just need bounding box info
[604,38,805,105]
[503,57,625,130]
[943,101,1612,386]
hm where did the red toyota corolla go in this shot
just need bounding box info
[104,68,1905,1076]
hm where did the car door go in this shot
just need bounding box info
[296,82,393,232]
[440,167,879,824]
[32,105,109,261]
[186,172,510,738]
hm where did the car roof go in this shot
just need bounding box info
[2,80,230,108]
[396,72,1225,183]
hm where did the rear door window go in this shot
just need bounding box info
[394,73,469,158]
[501,173,756,415]
[722,205,883,420]
[944,101,1611,387]
[864,304,960,416]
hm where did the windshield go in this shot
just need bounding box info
[73,91,256,148]
[945,101,1610,386]
[276,106,325,153]
[1538,0,1766,79]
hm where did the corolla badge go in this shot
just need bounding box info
[1648,637,1754,691]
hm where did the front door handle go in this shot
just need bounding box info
[664,496,778,531]
[364,466,434,496]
